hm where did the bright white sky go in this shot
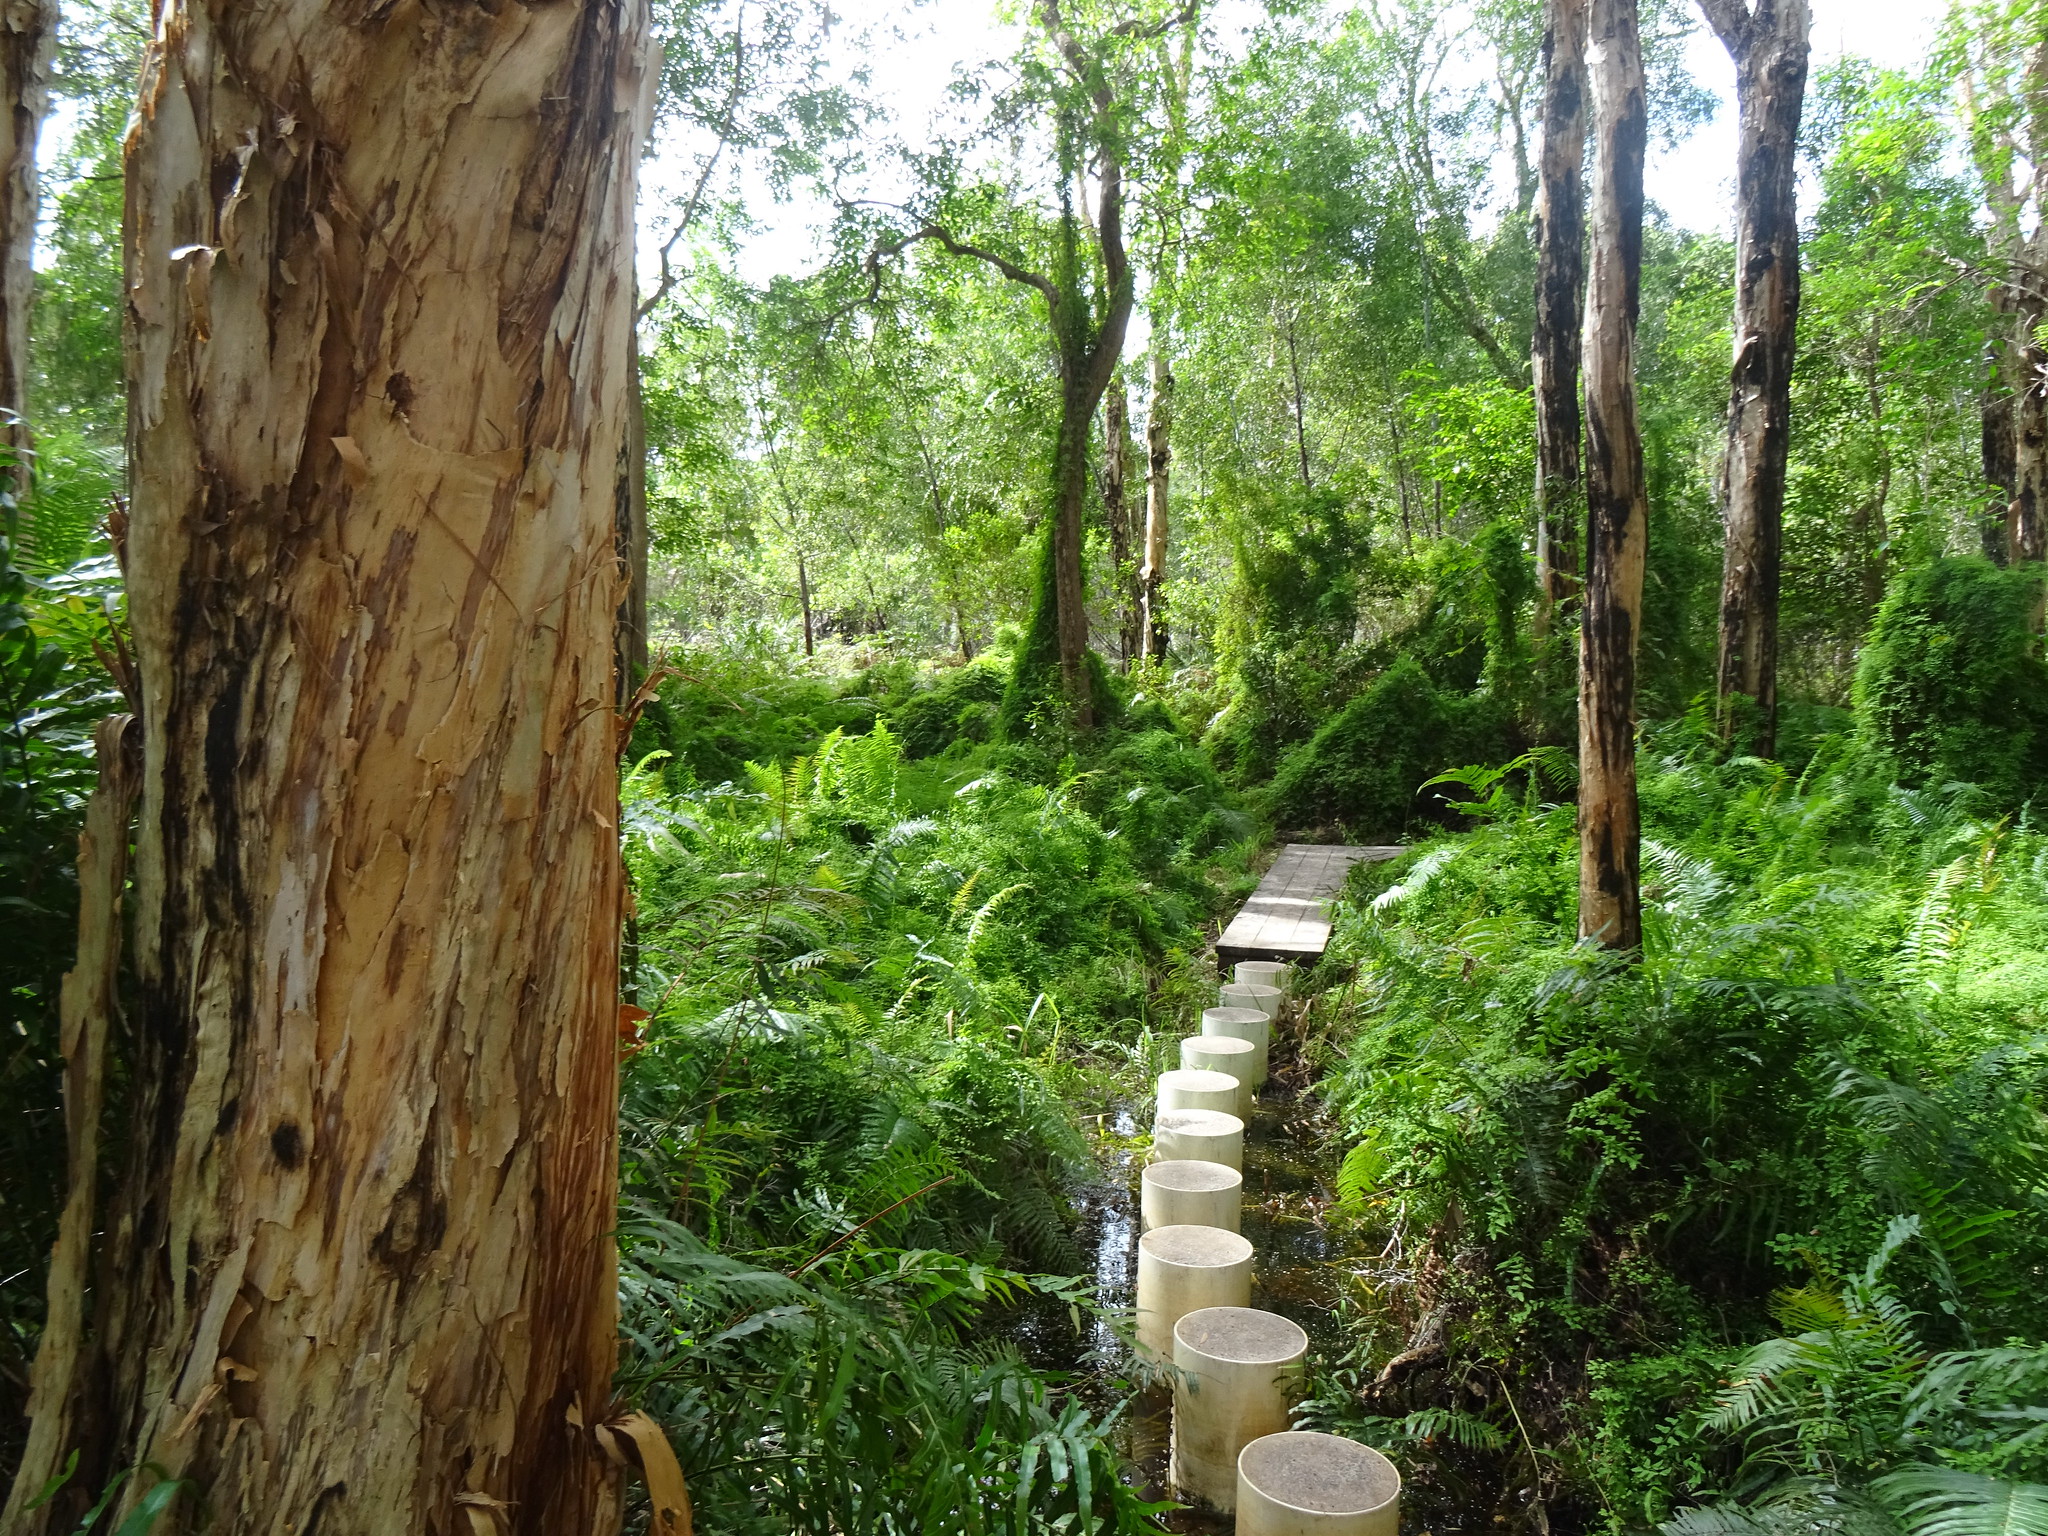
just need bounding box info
[639,0,1951,292]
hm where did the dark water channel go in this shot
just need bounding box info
[1006,1048,1364,1534]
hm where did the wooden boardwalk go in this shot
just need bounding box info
[1215,843,1402,966]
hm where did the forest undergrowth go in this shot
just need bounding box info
[1296,726,2048,1536]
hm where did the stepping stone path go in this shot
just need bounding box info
[1136,954,1406,1530]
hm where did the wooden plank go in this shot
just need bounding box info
[1215,843,1403,965]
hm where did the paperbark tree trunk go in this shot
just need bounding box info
[1701,0,1809,756]
[1533,0,1588,633]
[0,0,52,499]
[1101,370,1138,664]
[1578,0,1648,953]
[1139,342,1172,662]
[616,343,652,706]
[3,5,651,1533]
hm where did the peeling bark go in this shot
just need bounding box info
[1701,0,1810,756]
[1578,0,1648,953]
[4,4,651,1533]
[0,0,52,495]
[1533,0,1589,632]
[1139,343,1172,663]
[617,343,652,706]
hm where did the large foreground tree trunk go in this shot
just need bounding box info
[1702,0,1810,756]
[1139,341,1172,662]
[1532,0,1588,633]
[1578,0,1648,953]
[0,1,52,497]
[4,5,651,1533]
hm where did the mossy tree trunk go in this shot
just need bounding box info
[1702,0,1809,756]
[1578,0,1648,953]
[1532,0,1588,636]
[3,4,650,1532]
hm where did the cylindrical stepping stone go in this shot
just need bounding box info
[1181,1035,1256,1115]
[1235,960,1292,994]
[1237,1432,1402,1536]
[1171,1307,1310,1513]
[1220,981,1283,1022]
[1134,1226,1252,1358]
[1141,1159,1242,1232]
[1203,1006,1271,1089]
[1157,1067,1240,1116]
[1153,1108,1244,1171]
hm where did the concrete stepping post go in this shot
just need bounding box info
[1201,1006,1270,1089]
[1134,1225,1253,1358]
[1220,981,1283,1022]
[1236,1432,1402,1536]
[1170,1307,1309,1513]
[1180,1035,1256,1115]
[1141,1159,1242,1232]
[1152,1108,1244,1170]
[1156,1067,1240,1116]
[1235,960,1293,994]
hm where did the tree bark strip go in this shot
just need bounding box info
[1701,0,1809,754]
[1579,0,1649,953]
[1533,0,1589,632]
[1139,342,1172,662]
[0,0,52,501]
[4,4,651,1532]
[1101,369,1138,664]
[4,716,138,1529]
[616,343,652,706]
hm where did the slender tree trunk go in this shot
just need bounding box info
[797,548,815,656]
[1101,369,1138,665]
[1982,355,2016,566]
[1578,0,1648,953]
[1284,312,1313,491]
[616,336,651,706]
[0,1,52,501]
[4,6,651,1533]
[2011,293,2048,566]
[1139,343,1172,663]
[1533,0,1589,634]
[1701,0,1810,756]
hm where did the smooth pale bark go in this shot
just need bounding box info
[4,5,651,1533]
[1532,0,1588,632]
[1101,370,1139,664]
[1579,0,1648,953]
[1701,0,1809,755]
[0,0,51,494]
[1140,343,1173,662]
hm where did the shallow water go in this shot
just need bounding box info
[1005,1059,1365,1534]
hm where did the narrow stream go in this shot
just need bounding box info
[1008,1008,1366,1534]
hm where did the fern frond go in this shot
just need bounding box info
[1872,1469,2048,1536]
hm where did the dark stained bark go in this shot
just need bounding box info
[797,549,815,656]
[616,339,651,706]
[1139,342,1172,662]
[1700,0,1810,757]
[1101,369,1139,664]
[1579,0,1649,953]
[2013,309,2048,565]
[1533,0,1589,633]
